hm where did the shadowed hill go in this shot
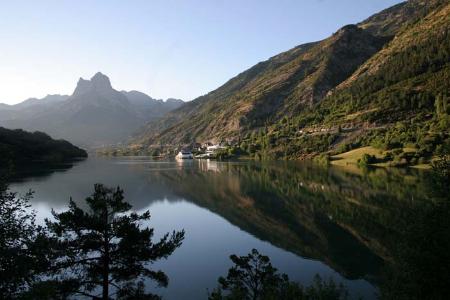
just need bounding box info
[0,127,87,166]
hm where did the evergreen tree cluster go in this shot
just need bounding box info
[0,183,184,300]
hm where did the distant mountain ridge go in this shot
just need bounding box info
[0,73,183,147]
[11,94,70,109]
[130,0,449,155]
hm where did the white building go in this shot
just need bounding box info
[205,144,227,157]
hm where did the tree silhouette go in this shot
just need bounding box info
[209,249,347,300]
[46,184,184,299]
[0,180,50,299]
[212,248,287,300]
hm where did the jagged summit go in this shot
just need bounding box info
[73,72,113,96]
[73,78,91,96]
[91,72,112,90]
[0,72,184,147]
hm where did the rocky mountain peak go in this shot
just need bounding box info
[0,72,184,147]
[91,72,112,90]
[73,78,91,96]
[72,72,112,96]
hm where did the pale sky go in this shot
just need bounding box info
[0,0,403,104]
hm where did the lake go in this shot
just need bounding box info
[8,157,447,299]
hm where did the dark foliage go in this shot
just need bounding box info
[209,249,348,300]
[0,180,50,299]
[381,200,450,300]
[0,127,87,166]
[358,154,377,166]
[431,154,450,183]
[45,184,185,299]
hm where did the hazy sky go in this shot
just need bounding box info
[0,0,403,104]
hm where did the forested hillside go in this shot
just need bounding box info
[251,2,450,161]
[133,26,387,146]
[0,127,87,166]
[130,0,449,165]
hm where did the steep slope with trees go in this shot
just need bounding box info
[258,1,450,160]
[133,27,386,146]
[131,0,448,153]
[357,0,445,37]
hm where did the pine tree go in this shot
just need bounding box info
[209,249,348,300]
[209,249,290,300]
[46,184,185,299]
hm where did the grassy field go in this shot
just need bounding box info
[330,146,385,167]
[410,164,432,170]
[330,146,431,169]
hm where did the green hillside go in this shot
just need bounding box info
[132,24,390,146]
[256,2,450,162]
[129,0,449,165]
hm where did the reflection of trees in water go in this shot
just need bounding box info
[381,200,450,300]
[150,161,447,294]
[5,161,76,183]
[8,158,448,298]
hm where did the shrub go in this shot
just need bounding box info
[314,154,330,166]
[384,152,394,161]
[418,157,427,165]
[392,148,404,155]
[358,154,377,166]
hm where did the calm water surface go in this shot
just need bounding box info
[9,157,440,299]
